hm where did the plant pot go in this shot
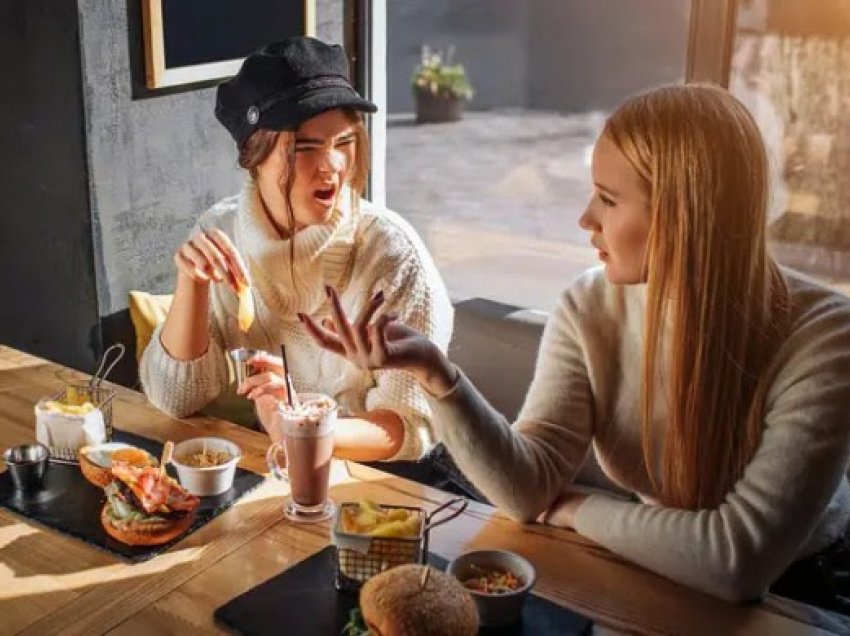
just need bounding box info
[414,90,465,124]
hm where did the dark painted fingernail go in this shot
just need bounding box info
[374,289,384,303]
[296,312,306,323]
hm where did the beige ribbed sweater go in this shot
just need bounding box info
[140,180,453,460]
[429,267,850,602]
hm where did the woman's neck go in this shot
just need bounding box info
[260,197,306,240]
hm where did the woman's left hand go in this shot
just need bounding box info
[298,286,458,396]
[235,353,293,443]
[236,353,291,402]
[537,491,589,529]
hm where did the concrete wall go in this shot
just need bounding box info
[387,0,689,114]
[0,1,101,370]
[79,0,243,316]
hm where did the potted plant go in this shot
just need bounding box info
[412,46,474,124]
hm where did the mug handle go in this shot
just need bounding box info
[265,442,289,483]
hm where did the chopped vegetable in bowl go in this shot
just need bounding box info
[462,564,524,594]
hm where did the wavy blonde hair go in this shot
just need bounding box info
[604,83,790,509]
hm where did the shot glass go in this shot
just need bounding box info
[228,347,262,387]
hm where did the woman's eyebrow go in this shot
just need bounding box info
[594,182,620,197]
[295,131,356,144]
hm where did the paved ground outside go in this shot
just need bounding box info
[387,109,607,311]
[387,109,850,310]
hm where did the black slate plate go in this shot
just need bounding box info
[214,545,593,635]
[0,430,265,562]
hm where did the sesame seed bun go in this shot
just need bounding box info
[359,565,478,636]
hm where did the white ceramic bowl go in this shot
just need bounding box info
[171,437,241,496]
[447,549,537,627]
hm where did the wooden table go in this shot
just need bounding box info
[0,344,846,636]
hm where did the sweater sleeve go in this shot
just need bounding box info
[364,247,454,461]
[575,299,850,602]
[428,290,594,518]
[139,319,229,418]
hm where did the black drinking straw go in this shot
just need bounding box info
[280,344,294,408]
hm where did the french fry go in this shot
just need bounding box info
[43,400,97,416]
[340,500,421,538]
[65,386,84,406]
[236,283,255,333]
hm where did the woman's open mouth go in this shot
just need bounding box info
[313,185,337,207]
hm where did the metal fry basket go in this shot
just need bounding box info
[332,497,467,591]
[42,344,124,461]
[52,384,117,440]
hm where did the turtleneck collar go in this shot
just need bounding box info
[237,178,353,267]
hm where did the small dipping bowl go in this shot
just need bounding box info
[447,549,537,627]
[171,437,241,496]
[3,443,49,492]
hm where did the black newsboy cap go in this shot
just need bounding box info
[215,36,377,147]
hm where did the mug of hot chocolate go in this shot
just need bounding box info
[265,393,337,523]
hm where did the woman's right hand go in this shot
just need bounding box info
[174,228,249,291]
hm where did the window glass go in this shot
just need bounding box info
[730,0,850,292]
[386,1,691,309]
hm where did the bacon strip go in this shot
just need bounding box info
[111,461,199,514]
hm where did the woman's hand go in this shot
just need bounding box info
[298,286,459,396]
[537,491,589,529]
[174,228,249,291]
[237,353,294,404]
[236,354,292,443]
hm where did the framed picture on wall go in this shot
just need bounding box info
[142,0,316,89]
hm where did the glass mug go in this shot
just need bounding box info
[265,393,337,523]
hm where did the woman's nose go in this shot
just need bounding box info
[319,149,345,174]
[579,203,598,231]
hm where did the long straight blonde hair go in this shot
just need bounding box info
[604,84,790,509]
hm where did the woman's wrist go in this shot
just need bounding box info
[161,272,212,360]
[176,270,211,294]
[413,348,459,398]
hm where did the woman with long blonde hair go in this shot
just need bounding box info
[305,83,850,608]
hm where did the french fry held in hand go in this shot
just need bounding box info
[236,282,255,333]
[340,498,422,538]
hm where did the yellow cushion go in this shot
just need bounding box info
[128,291,173,362]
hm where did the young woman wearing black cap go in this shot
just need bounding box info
[139,37,453,463]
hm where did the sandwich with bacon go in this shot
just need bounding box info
[101,461,200,545]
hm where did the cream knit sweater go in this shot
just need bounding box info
[140,179,453,460]
[429,266,850,602]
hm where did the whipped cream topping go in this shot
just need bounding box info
[277,395,336,437]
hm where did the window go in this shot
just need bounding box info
[729,1,850,292]
[382,1,692,309]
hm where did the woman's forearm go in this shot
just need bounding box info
[160,274,212,360]
[333,410,405,461]
[408,346,459,398]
